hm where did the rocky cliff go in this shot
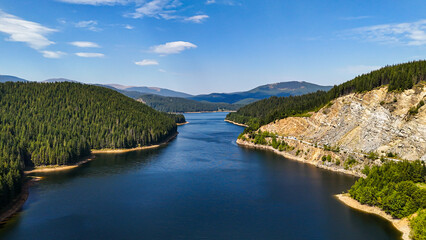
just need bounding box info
[238,83,426,175]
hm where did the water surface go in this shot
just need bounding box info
[0,112,401,240]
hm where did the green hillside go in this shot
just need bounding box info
[139,94,241,113]
[190,81,332,104]
[226,60,426,130]
[0,82,179,209]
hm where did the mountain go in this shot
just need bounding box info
[138,94,242,113]
[0,75,28,83]
[232,61,426,234]
[190,81,332,104]
[43,78,80,83]
[0,81,180,208]
[104,84,192,98]
[226,61,426,128]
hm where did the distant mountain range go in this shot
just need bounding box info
[0,75,28,83]
[190,81,332,104]
[43,78,80,83]
[104,84,192,98]
[0,74,332,108]
[139,94,241,113]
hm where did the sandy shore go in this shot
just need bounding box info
[224,119,248,127]
[336,194,411,240]
[236,139,362,177]
[91,132,178,154]
[177,122,189,126]
[24,155,96,174]
[237,139,411,238]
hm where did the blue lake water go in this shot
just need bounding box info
[0,112,401,240]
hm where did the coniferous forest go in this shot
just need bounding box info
[226,60,426,128]
[0,82,181,209]
[349,161,426,239]
[139,94,241,113]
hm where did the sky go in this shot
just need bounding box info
[0,0,426,95]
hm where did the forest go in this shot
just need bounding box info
[226,60,426,128]
[139,94,241,113]
[349,161,426,239]
[0,82,181,210]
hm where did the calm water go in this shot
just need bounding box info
[0,112,400,240]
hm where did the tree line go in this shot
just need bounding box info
[139,94,241,113]
[226,60,426,129]
[0,82,181,209]
[349,161,426,239]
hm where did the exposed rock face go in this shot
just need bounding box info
[260,84,426,161]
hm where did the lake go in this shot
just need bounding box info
[0,112,401,240]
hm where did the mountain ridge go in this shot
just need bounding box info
[0,75,28,83]
[1,74,331,105]
[190,81,332,104]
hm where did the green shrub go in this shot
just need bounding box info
[349,161,426,218]
[411,210,426,240]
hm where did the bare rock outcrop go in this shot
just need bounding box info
[260,84,426,161]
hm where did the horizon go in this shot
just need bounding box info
[1,74,335,95]
[1,0,426,95]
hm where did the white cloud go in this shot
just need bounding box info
[75,20,101,31]
[158,68,166,72]
[339,65,381,75]
[151,41,197,55]
[58,0,128,5]
[184,15,209,23]
[75,52,105,58]
[345,19,426,46]
[41,50,66,58]
[340,16,371,21]
[205,0,215,4]
[0,10,57,50]
[124,24,134,29]
[135,59,159,66]
[70,41,100,48]
[130,0,182,19]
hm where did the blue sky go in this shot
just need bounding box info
[0,0,426,94]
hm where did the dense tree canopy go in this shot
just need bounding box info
[227,60,426,128]
[0,82,179,209]
[139,94,241,113]
[349,161,426,239]
[349,161,426,218]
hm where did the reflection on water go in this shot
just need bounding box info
[0,113,401,240]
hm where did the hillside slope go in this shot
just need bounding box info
[138,94,241,113]
[227,61,426,127]
[0,82,178,208]
[190,81,331,104]
[0,75,28,83]
[260,84,426,161]
[105,84,192,98]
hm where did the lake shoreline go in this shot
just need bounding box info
[177,122,189,126]
[236,139,411,239]
[24,155,96,174]
[0,177,40,225]
[335,193,411,240]
[183,110,236,114]
[224,119,249,127]
[236,139,363,177]
[3,131,179,226]
[91,131,178,154]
